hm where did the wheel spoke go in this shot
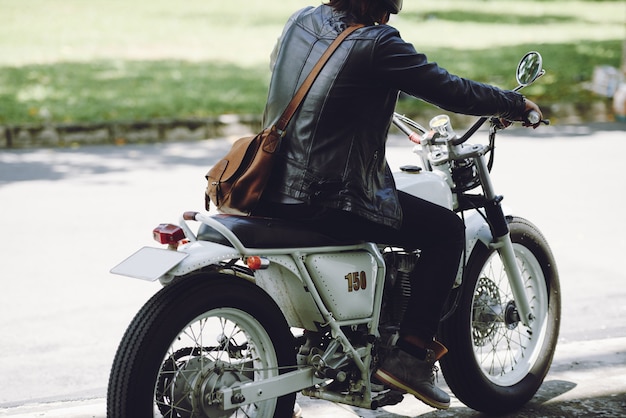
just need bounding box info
[153,308,281,417]
[470,242,549,385]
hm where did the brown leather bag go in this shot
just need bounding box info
[205,126,281,215]
[205,25,362,215]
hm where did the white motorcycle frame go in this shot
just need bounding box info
[111,164,504,410]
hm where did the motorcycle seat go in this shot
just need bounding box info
[197,214,362,248]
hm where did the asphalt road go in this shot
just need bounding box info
[0,122,625,416]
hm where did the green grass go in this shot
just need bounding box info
[0,0,623,125]
[0,61,268,123]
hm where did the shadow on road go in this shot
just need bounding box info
[0,139,234,185]
[3,122,624,186]
[337,380,626,417]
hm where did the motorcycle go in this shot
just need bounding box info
[108,51,560,417]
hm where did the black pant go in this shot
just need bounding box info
[253,191,465,340]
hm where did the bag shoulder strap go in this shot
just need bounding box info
[275,24,364,131]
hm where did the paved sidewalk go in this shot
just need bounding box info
[1,337,625,417]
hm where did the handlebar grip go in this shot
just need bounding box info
[527,110,541,125]
[525,110,550,126]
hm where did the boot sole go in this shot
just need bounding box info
[374,369,450,410]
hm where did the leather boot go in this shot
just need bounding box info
[374,339,450,410]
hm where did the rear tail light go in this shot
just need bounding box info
[153,224,186,245]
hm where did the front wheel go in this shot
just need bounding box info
[107,272,296,417]
[439,216,561,414]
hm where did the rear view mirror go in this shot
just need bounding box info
[516,51,543,87]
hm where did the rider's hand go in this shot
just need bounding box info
[522,98,543,129]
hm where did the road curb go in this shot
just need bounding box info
[0,114,262,149]
[0,99,619,149]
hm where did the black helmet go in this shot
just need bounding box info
[382,0,402,14]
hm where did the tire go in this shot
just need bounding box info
[107,272,296,418]
[438,216,561,414]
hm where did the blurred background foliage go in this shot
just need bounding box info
[0,0,623,125]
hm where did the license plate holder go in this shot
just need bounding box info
[111,247,188,281]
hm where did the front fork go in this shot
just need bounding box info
[475,154,534,327]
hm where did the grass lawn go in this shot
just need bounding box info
[0,0,623,125]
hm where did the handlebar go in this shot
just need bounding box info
[393,109,549,148]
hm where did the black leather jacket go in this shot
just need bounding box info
[261,5,525,229]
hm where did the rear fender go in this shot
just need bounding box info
[162,240,241,283]
[254,256,325,330]
[168,245,325,329]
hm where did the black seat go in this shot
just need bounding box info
[197,214,361,248]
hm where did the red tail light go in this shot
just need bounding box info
[153,224,186,245]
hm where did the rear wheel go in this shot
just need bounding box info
[107,273,296,417]
[439,216,561,414]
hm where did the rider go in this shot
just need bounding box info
[252,0,543,410]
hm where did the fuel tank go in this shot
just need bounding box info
[393,169,454,210]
